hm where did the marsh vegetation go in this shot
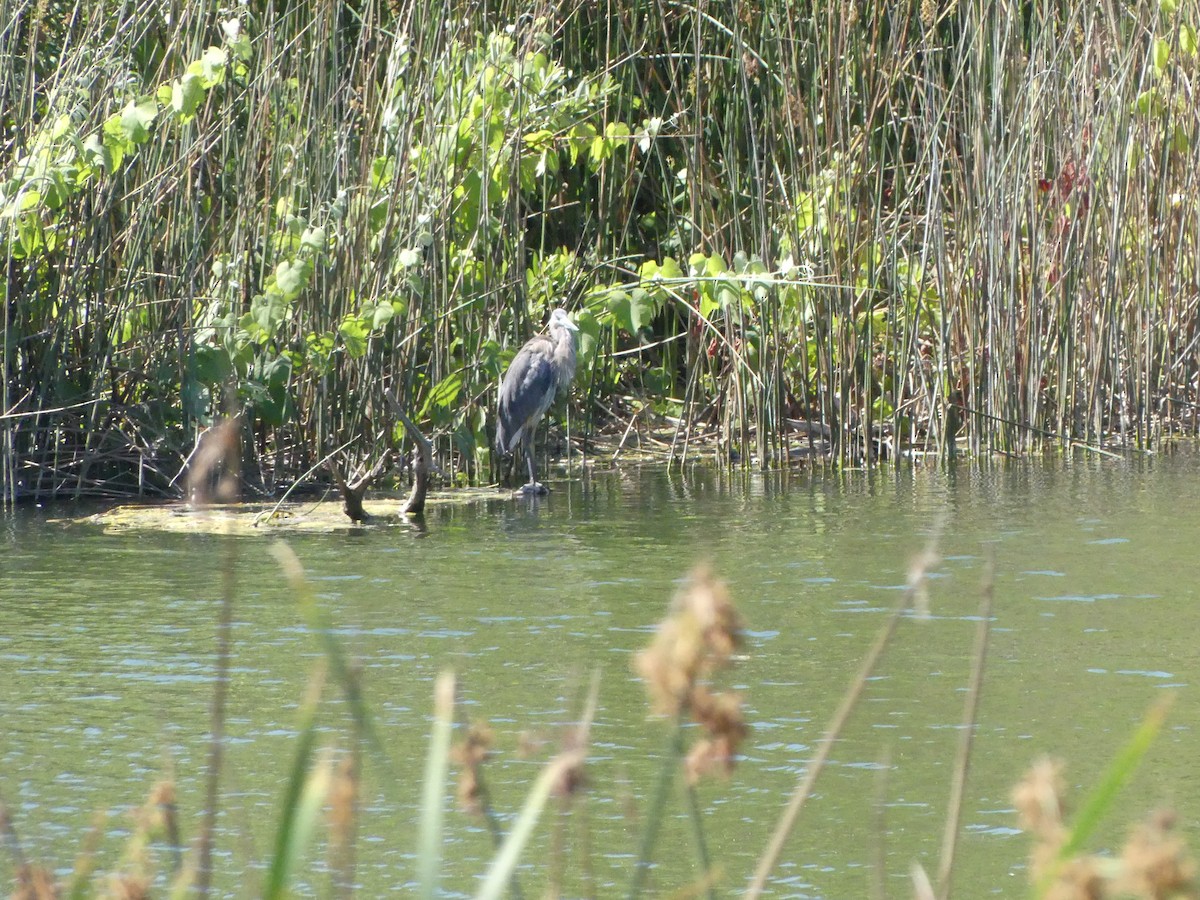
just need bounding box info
[6,1,1200,503]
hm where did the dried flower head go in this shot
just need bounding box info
[104,873,151,900]
[327,753,358,848]
[1115,809,1198,897]
[452,721,494,815]
[684,687,748,784]
[635,565,742,715]
[1013,756,1066,841]
[12,865,57,900]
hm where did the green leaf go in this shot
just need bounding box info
[190,46,228,86]
[82,134,110,172]
[658,257,684,279]
[300,226,326,254]
[370,302,395,330]
[1040,696,1173,895]
[119,97,159,144]
[101,115,132,169]
[716,277,743,312]
[629,291,655,332]
[422,372,464,413]
[249,291,290,338]
[194,345,232,385]
[607,292,633,333]
[1152,37,1171,74]
[339,315,370,358]
[274,259,311,301]
[172,72,206,119]
[1181,23,1198,56]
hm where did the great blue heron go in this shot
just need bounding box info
[495,307,580,494]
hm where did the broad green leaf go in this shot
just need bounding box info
[249,291,290,337]
[716,277,742,312]
[607,292,633,333]
[119,97,159,144]
[423,372,463,412]
[190,46,228,86]
[658,257,684,279]
[194,345,232,385]
[629,291,655,332]
[274,259,311,301]
[370,302,395,330]
[172,72,206,119]
[1181,23,1198,56]
[101,116,131,169]
[300,226,326,254]
[1152,37,1171,74]
[82,134,110,171]
[339,315,370,358]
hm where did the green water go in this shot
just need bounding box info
[3,456,1200,897]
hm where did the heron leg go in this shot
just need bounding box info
[519,433,548,495]
[525,443,537,485]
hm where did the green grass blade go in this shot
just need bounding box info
[266,747,334,900]
[1035,694,1174,897]
[271,541,395,775]
[418,671,456,900]
[263,665,327,900]
[475,750,586,900]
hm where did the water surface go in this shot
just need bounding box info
[3,455,1200,896]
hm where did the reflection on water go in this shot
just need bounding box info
[3,454,1200,895]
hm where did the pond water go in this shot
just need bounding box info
[3,454,1200,897]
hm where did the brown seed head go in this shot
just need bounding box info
[1013,756,1067,841]
[328,753,358,845]
[104,873,151,900]
[452,721,494,815]
[684,687,748,784]
[634,565,742,715]
[1115,809,1198,897]
[12,865,57,900]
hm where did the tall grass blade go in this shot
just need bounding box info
[418,671,455,900]
[270,541,394,776]
[936,549,994,899]
[1036,693,1175,896]
[475,749,587,900]
[626,713,686,900]
[746,591,911,898]
[263,665,328,900]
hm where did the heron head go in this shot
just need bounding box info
[549,307,579,332]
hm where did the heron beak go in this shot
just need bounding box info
[565,317,580,332]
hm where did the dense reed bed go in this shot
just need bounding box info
[4,0,1200,502]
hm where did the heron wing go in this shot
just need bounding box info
[496,337,558,453]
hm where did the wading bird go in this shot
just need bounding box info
[495,307,580,494]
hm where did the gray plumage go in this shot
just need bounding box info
[496,307,579,491]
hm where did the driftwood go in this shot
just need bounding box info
[331,399,438,523]
[331,453,392,523]
[390,403,438,516]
